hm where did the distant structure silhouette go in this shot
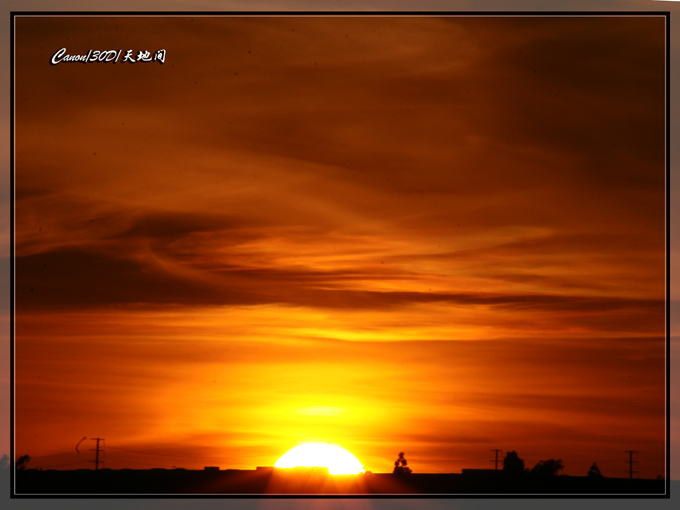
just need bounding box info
[530,459,564,478]
[393,452,412,476]
[502,450,525,477]
[588,462,603,478]
[16,455,31,470]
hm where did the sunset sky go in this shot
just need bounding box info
[13,15,667,479]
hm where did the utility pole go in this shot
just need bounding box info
[90,438,105,471]
[491,449,503,470]
[624,450,638,479]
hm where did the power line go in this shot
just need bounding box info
[450,457,493,462]
[44,460,91,469]
[586,459,626,464]
[567,460,621,464]
[107,446,226,460]
[105,456,166,468]
[31,452,76,459]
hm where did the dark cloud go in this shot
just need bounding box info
[15,248,261,308]
[111,212,238,240]
[461,392,664,421]
[16,241,664,324]
[279,288,664,315]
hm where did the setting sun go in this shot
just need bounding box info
[274,443,364,475]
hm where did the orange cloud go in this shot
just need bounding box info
[14,15,666,479]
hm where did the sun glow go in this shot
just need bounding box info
[274,443,365,475]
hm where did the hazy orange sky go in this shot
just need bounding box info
[13,15,666,478]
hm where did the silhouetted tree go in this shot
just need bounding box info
[502,450,525,477]
[16,455,30,470]
[393,452,412,476]
[0,454,8,470]
[587,462,603,478]
[530,459,563,478]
